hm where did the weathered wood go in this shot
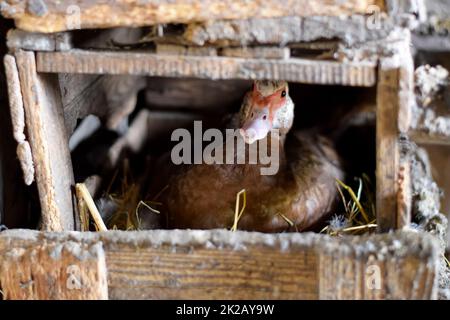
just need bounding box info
[0,229,439,300]
[14,50,75,231]
[156,44,218,56]
[0,0,386,33]
[58,73,145,134]
[37,50,377,87]
[3,54,34,186]
[318,231,438,299]
[409,131,450,146]
[180,15,395,47]
[7,29,72,51]
[376,33,414,232]
[0,238,108,299]
[221,47,290,59]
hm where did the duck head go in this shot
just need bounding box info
[239,80,294,144]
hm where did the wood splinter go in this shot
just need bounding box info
[76,183,108,231]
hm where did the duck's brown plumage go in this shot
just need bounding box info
[164,81,344,232]
[167,131,343,232]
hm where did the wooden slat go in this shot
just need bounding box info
[0,0,386,33]
[36,50,377,87]
[3,54,35,186]
[376,33,414,232]
[409,131,450,146]
[0,240,108,299]
[318,231,438,299]
[0,229,440,300]
[14,50,76,231]
[58,73,145,134]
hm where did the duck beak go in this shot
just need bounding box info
[239,109,272,144]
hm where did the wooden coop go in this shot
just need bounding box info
[0,0,447,300]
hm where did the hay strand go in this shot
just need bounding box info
[231,189,246,232]
[75,183,108,231]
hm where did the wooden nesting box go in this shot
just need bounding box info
[0,0,443,299]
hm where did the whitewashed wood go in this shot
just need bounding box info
[0,229,440,300]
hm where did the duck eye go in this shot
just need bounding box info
[251,112,254,118]
[281,90,286,98]
[263,115,267,120]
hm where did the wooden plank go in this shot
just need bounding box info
[376,33,414,232]
[37,50,377,87]
[156,44,218,56]
[7,29,72,51]
[180,15,395,47]
[0,0,386,33]
[409,131,450,146]
[221,47,290,59]
[0,239,108,299]
[3,54,35,186]
[14,50,76,231]
[0,229,439,300]
[318,231,439,299]
[58,73,145,134]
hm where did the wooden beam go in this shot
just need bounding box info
[376,33,414,232]
[36,50,377,87]
[0,229,439,300]
[0,0,386,33]
[14,50,76,231]
[409,131,450,146]
[7,29,72,51]
[3,54,35,186]
[58,73,145,135]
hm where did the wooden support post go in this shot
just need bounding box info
[14,50,76,231]
[376,32,414,232]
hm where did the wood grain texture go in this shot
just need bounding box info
[0,239,108,299]
[221,47,290,59]
[58,73,145,135]
[318,231,439,299]
[0,229,440,300]
[7,29,72,51]
[37,50,377,87]
[0,0,386,33]
[409,131,450,146]
[376,34,414,232]
[3,54,35,186]
[14,50,75,231]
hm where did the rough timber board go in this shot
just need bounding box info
[0,229,440,300]
[0,0,386,33]
[0,240,108,299]
[36,50,377,87]
[409,131,450,146]
[14,51,76,231]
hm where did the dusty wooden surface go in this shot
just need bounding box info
[0,0,385,33]
[0,239,108,299]
[36,50,377,87]
[0,229,439,300]
[3,54,34,186]
[58,73,145,134]
[178,15,395,47]
[318,230,438,299]
[376,34,414,232]
[14,51,75,231]
[7,29,72,51]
